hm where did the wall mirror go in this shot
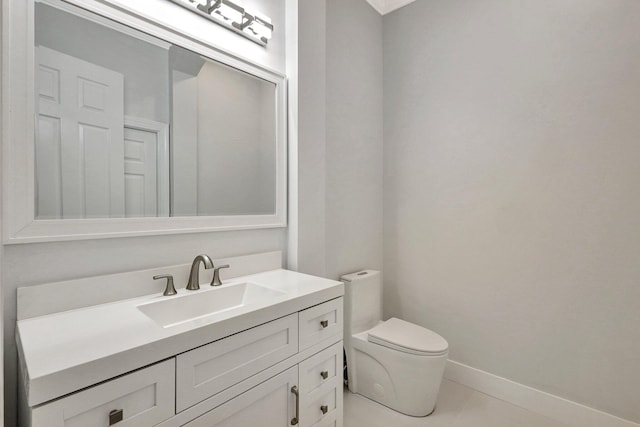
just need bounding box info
[2,0,286,243]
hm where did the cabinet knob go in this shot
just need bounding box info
[109,409,123,425]
[320,405,329,415]
[320,320,329,328]
[320,370,329,379]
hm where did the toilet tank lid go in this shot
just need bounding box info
[367,318,449,355]
[340,270,380,282]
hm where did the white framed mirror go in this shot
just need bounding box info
[2,0,287,243]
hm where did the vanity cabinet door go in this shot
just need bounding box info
[298,343,343,427]
[181,366,298,427]
[30,359,175,427]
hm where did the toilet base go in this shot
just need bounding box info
[351,389,438,417]
[347,332,447,417]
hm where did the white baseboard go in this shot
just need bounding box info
[444,360,639,427]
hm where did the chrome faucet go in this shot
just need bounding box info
[186,254,213,291]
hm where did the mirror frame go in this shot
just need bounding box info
[2,0,287,244]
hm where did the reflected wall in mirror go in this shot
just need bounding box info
[34,1,277,220]
[170,46,276,217]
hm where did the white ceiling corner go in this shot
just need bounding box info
[365,0,386,15]
[366,0,417,15]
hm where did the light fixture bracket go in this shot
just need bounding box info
[171,0,273,46]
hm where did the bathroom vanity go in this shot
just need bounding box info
[17,260,344,427]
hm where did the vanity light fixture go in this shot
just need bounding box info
[181,0,208,6]
[211,0,244,25]
[240,11,273,44]
[171,0,273,46]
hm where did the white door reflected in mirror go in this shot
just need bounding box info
[36,46,125,219]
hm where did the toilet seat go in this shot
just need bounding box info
[367,317,449,356]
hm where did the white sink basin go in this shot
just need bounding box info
[137,282,286,328]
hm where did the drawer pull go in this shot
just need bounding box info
[320,320,329,328]
[320,405,329,415]
[109,409,123,425]
[320,370,329,379]
[290,386,299,425]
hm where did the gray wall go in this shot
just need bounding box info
[169,49,276,217]
[196,61,276,215]
[383,0,640,422]
[290,0,328,277]
[325,0,383,280]
[290,0,384,281]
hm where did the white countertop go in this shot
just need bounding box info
[17,269,343,407]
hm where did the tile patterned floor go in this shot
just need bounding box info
[344,379,569,427]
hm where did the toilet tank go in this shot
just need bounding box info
[341,270,382,335]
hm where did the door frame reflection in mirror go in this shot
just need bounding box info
[2,0,287,243]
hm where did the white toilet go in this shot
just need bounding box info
[341,270,448,417]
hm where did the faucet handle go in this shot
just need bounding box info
[210,264,230,287]
[154,274,177,296]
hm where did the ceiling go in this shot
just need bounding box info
[365,0,417,15]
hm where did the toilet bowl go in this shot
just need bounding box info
[341,270,448,417]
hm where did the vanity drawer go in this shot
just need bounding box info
[31,359,175,427]
[176,313,298,412]
[299,298,343,351]
[180,366,297,427]
[299,373,343,427]
[299,342,342,396]
[311,411,340,427]
[299,343,343,427]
